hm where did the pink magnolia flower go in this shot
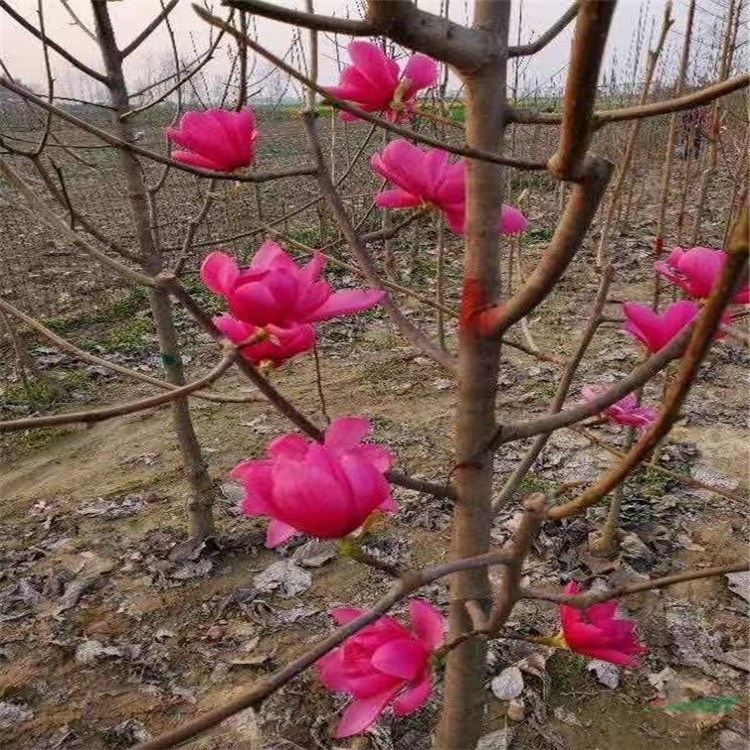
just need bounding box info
[581,385,657,432]
[166,108,257,172]
[201,243,385,328]
[232,417,395,547]
[327,40,437,122]
[371,140,528,235]
[655,246,750,304]
[558,581,648,667]
[623,301,731,354]
[214,314,314,368]
[317,600,444,737]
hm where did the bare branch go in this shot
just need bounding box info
[0,157,156,287]
[222,0,374,35]
[302,112,457,373]
[121,0,180,58]
[595,73,750,127]
[522,561,750,607]
[475,156,612,337]
[491,267,613,513]
[490,326,692,447]
[0,354,236,433]
[0,77,317,184]
[59,0,98,42]
[547,0,616,181]
[549,204,749,520]
[0,0,108,83]
[0,296,259,405]
[508,2,580,57]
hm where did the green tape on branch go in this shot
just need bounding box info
[161,353,182,367]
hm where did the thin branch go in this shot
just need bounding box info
[192,5,549,172]
[474,156,613,337]
[0,77,317,184]
[59,0,98,42]
[549,205,749,520]
[121,0,180,58]
[302,111,457,373]
[491,266,613,513]
[0,297,259,405]
[134,545,514,750]
[29,0,54,158]
[222,0,375,35]
[571,425,748,504]
[486,494,547,632]
[489,325,693,448]
[0,157,156,287]
[0,0,108,83]
[508,2,580,57]
[510,74,750,127]
[522,561,750,607]
[547,1,616,181]
[0,354,236,433]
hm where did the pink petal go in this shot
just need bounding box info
[401,54,438,100]
[229,282,284,326]
[500,204,529,235]
[377,496,398,513]
[409,600,444,651]
[375,189,423,209]
[212,313,255,344]
[378,140,430,197]
[334,687,400,738]
[325,417,371,451]
[201,251,240,295]
[267,433,310,459]
[304,289,385,323]
[392,671,432,716]
[356,444,393,472]
[348,41,399,92]
[170,149,224,171]
[442,205,466,234]
[266,519,299,547]
[371,639,426,680]
[338,453,392,519]
[662,300,700,339]
[251,240,296,272]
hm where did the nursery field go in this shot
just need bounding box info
[0,105,748,750]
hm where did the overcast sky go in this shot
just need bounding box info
[0,0,743,101]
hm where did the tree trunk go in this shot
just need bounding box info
[91,0,216,537]
[436,3,509,748]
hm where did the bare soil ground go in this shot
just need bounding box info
[0,115,748,750]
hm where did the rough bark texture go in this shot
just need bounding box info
[436,2,509,748]
[91,0,216,537]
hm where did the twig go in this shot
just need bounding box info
[120,0,180,58]
[301,111,457,373]
[521,561,750,607]
[0,0,108,83]
[492,267,613,513]
[0,297,259,405]
[0,354,236,433]
[508,2,580,57]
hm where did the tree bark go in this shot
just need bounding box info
[436,2,509,748]
[91,0,216,537]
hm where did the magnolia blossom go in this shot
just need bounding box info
[655,246,750,304]
[166,108,257,172]
[201,244,384,328]
[557,581,648,667]
[232,417,395,547]
[581,386,656,432]
[214,314,314,368]
[371,140,528,235]
[623,301,697,354]
[318,600,444,737]
[327,40,437,122]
